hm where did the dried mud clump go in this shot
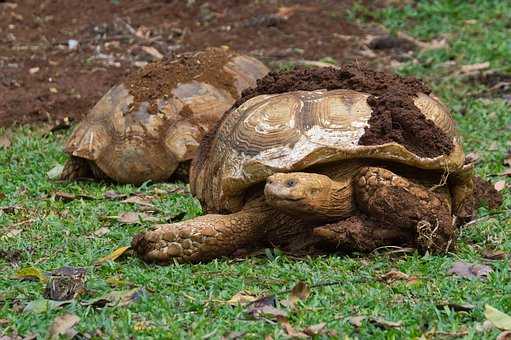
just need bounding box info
[237,65,454,158]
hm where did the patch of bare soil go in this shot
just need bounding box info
[0,0,383,127]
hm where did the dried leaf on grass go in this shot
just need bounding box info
[54,191,95,202]
[349,316,402,329]
[483,250,508,260]
[378,270,418,284]
[0,132,12,149]
[495,180,507,191]
[104,191,128,200]
[121,195,156,208]
[436,302,475,312]
[15,267,48,283]
[115,212,159,224]
[93,227,110,237]
[279,318,308,338]
[82,288,145,308]
[485,305,511,331]
[227,292,259,305]
[246,296,288,320]
[303,323,327,336]
[448,261,492,279]
[95,246,130,265]
[461,62,490,74]
[3,228,22,239]
[48,313,80,340]
[282,281,310,308]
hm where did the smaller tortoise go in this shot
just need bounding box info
[132,66,475,263]
[62,47,269,184]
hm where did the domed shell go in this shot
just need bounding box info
[191,89,465,213]
[64,48,269,184]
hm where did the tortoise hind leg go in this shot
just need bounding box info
[354,166,455,252]
[60,157,94,181]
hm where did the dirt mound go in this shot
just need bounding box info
[237,65,453,158]
[124,48,237,113]
[474,176,503,210]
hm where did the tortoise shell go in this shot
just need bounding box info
[64,47,269,184]
[191,89,465,213]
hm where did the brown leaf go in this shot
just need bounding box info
[116,212,158,224]
[121,196,155,208]
[498,331,511,340]
[95,246,130,265]
[465,152,481,164]
[303,322,327,336]
[461,62,490,74]
[104,191,128,200]
[436,302,475,312]
[3,228,22,239]
[483,250,508,260]
[0,132,12,149]
[448,261,493,279]
[279,318,308,338]
[282,281,310,308]
[54,191,95,202]
[500,168,511,176]
[378,270,417,284]
[48,314,80,340]
[82,288,145,308]
[349,316,402,329]
[247,296,288,320]
[93,227,110,237]
[44,267,87,301]
[227,292,258,305]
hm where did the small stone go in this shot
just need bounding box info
[29,67,40,74]
[68,39,79,50]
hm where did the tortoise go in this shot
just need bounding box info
[132,67,476,264]
[61,47,269,184]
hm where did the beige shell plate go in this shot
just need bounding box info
[64,53,269,184]
[192,89,464,213]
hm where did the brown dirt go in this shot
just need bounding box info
[473,176,503,210]
[0,0,378,127]
[235,65,453,158]
[125,47,237,113]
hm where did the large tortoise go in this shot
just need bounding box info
[132,66,475,263]
[62,47,269,184]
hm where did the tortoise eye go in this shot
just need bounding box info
[286,179,297,188]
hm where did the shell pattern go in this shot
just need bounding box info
[191,89,464,213]
[65,52,269,184]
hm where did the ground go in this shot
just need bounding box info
[1,0,511,338]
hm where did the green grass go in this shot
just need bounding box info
[1,1,511,338]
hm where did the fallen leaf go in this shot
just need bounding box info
[495,180,507,191]
[82,288,145,308]
[378,270,417,284]
[3,228,22,239]
[465,152,481,164]
[436,302,475,312]
[47,164,64,180]
[247,296,288,320]
[0,132,12,149]
[483,250,508,260]
[141,46,163,60]
[104,191,128,200]
[54,191,95,202]
[349,316,402,329]
[44,267,87,301]
[279,318,308,338]
[461,62,490,74]
[486,305,511,330]
[498,331,511,340]
[500,168,511,176]
[121,196,155,208]
[93,227,110,237]
[48,314,80,340]
[15,267,48,283]
[115,212,158,224]
[23,299,71,314]
[95,246,130,265]
[227,292,258,305]
[303,322,327,336]
[282,281,310,308]
[448,261,492,279]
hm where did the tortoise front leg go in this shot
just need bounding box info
[354,166,455,252]
[132,207,273,264]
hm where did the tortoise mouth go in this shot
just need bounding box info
[264,184,306,203]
